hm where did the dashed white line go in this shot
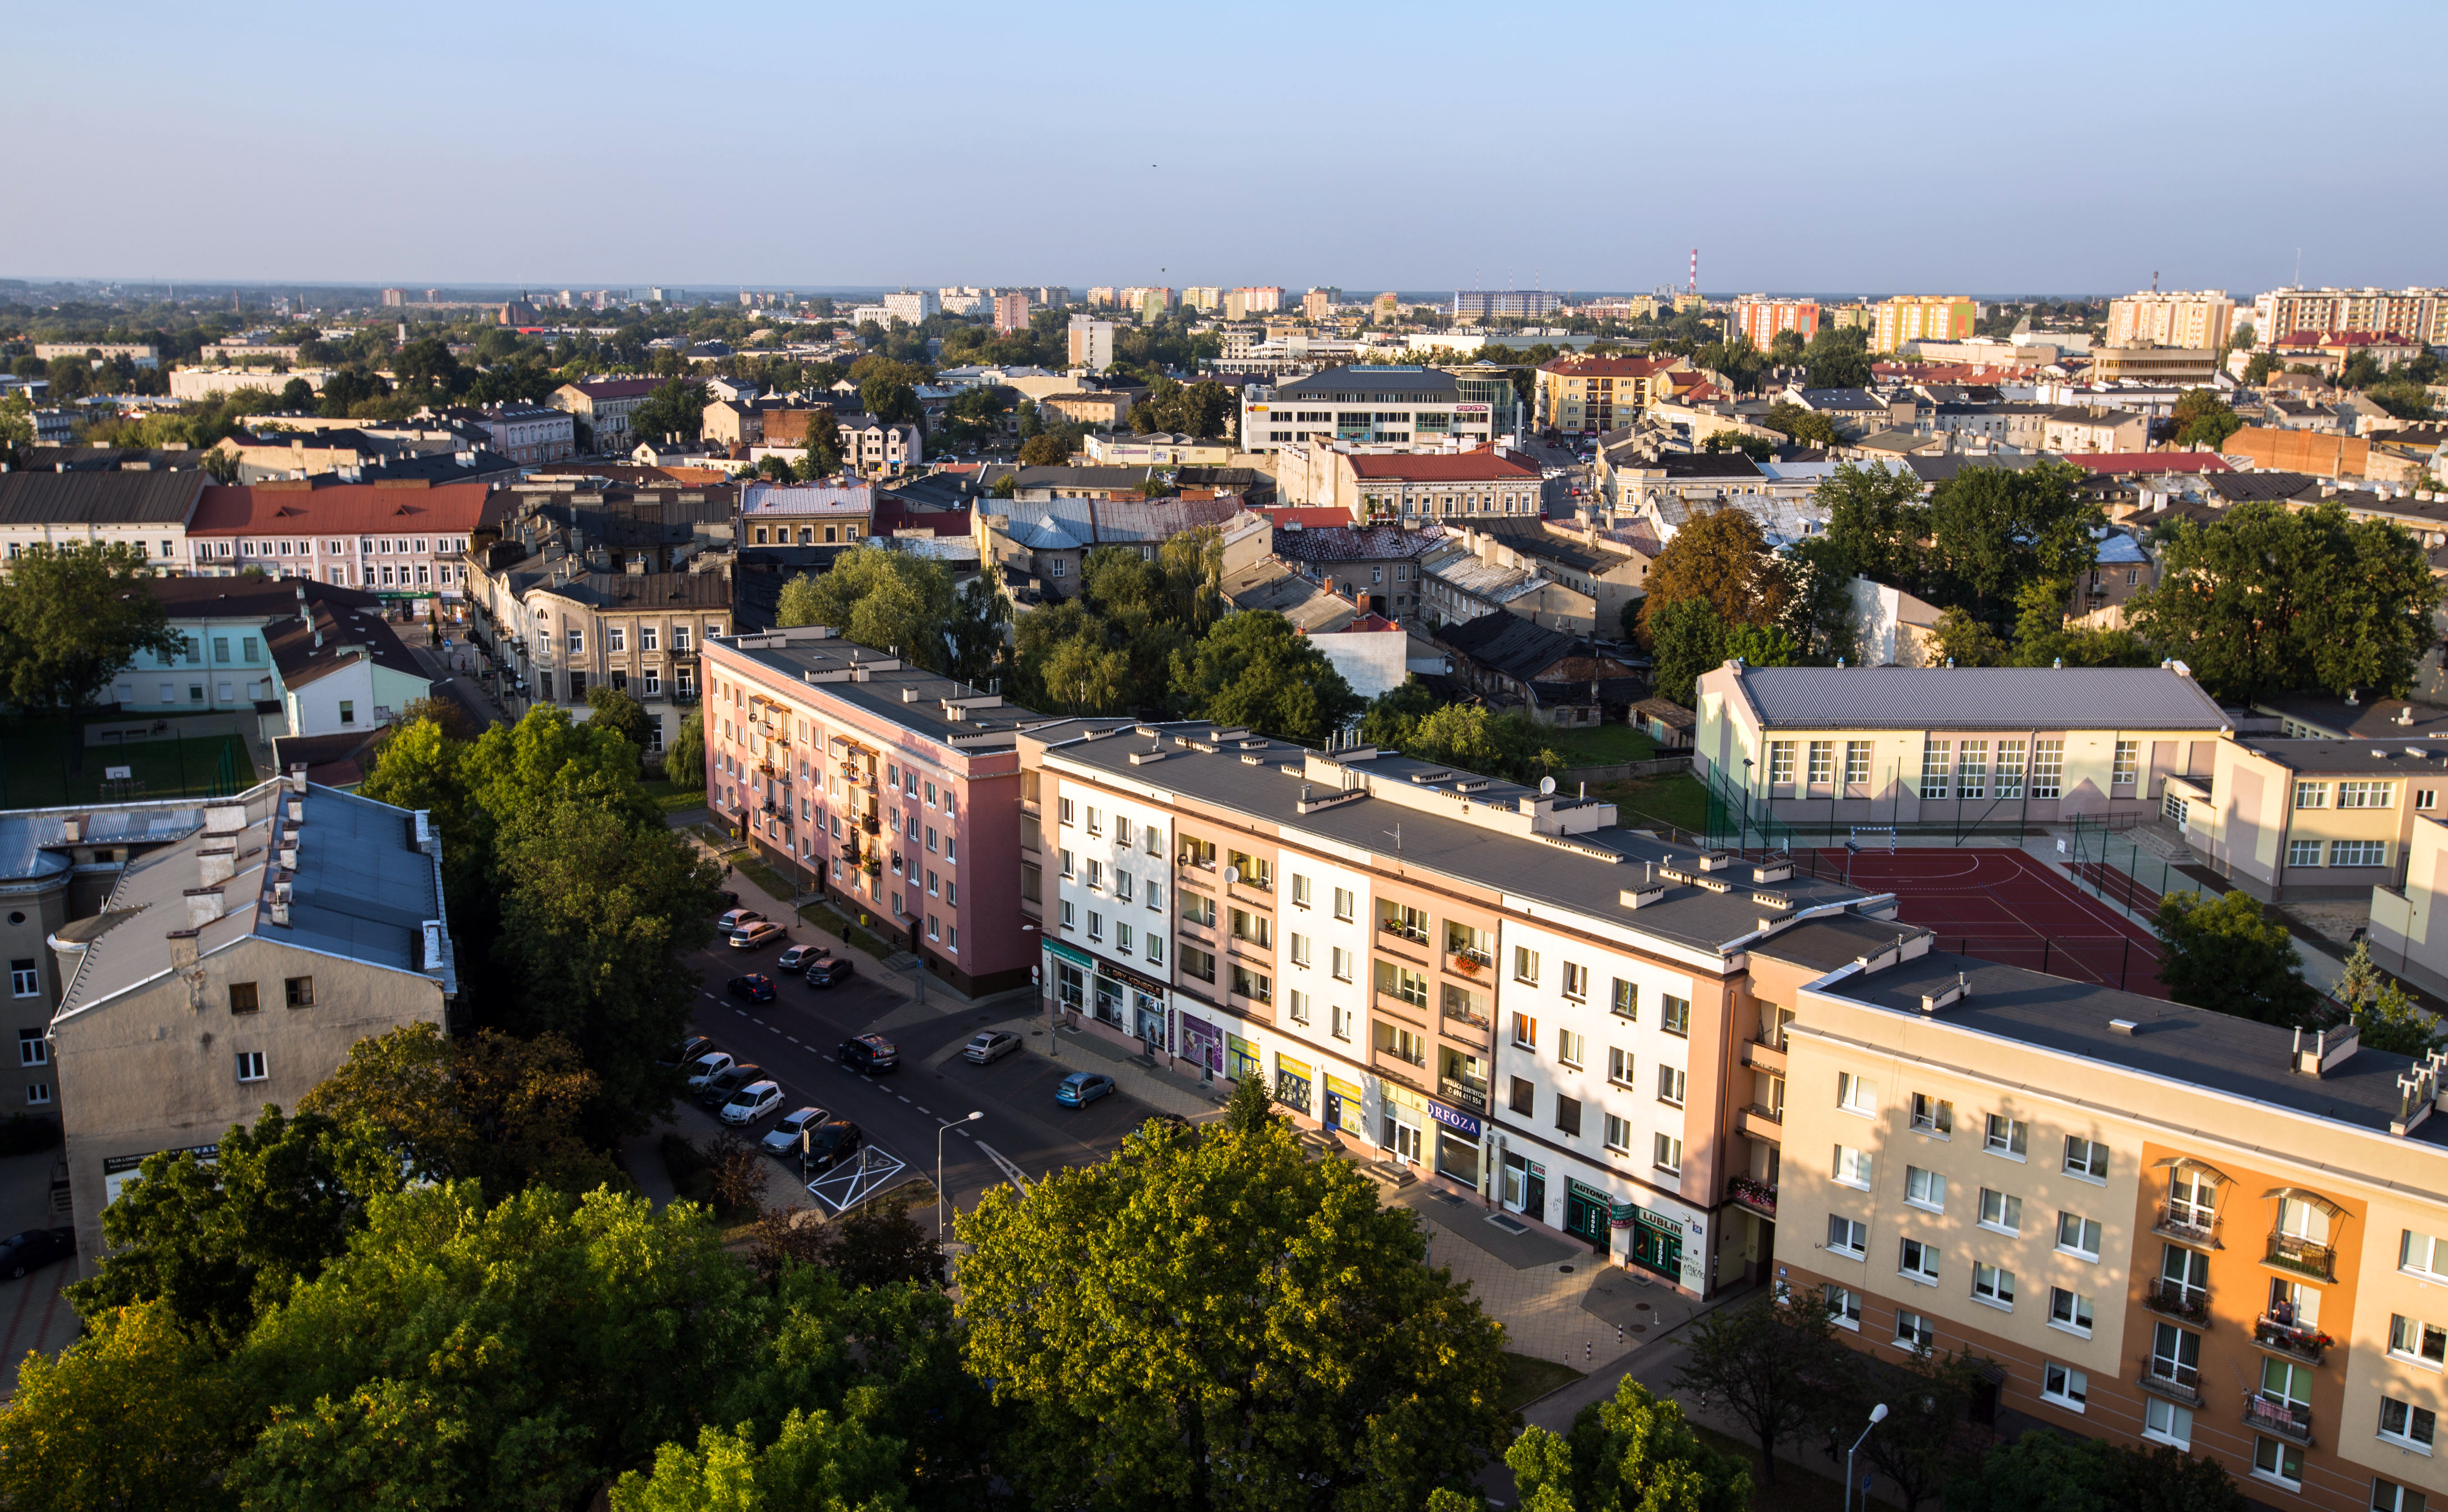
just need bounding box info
[895,1094,911,1104]
[955,1128,973,1140]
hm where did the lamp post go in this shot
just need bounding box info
[1843,1403,1888,1512]
[937,1111,982,1249]
[1739,757,1754,853]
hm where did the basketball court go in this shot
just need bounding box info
[1806,844,2169,998]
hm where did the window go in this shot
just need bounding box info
[2339,780,2395,809]
[1844,740,1871,787]
[2381,1397,2438,1451]
[1838,1072,1876,1115]
[1557,1028,1585,1067]
[1059,849,1076,879]
[608,627,626,653]
[2033,740,2065,798]
[1377,1021,1422,1064]
[1291,874,1310,907]
[1979,1188,2022,1233]
[2288,839,2324,867]
[7,960,35,998]
[2372,1479,2426,1512]
[339,700,356,725]
[1087,911,1102,942]
[235,1051,266,1082]
[25,1084,49,1106]
[1825,1286,1862,1330]
[1551,1094,1582,1136]
[2056,1211,2103,1260]
[1827,1215,1867,1257]
[2252,1436,2302,1490]
[2112,740,2139,787]
[1957,740,1988,799]
[1509,1077,1534,1115]
[1900,1238,1939,1283]
[1607,1047,1635,1087]
[228,982,259,1015]
[1083,804,1100,835]
[1768,740,1795,786]
[2391,1315,2448,1368]
[1290,932,1310,967]
[1910,1094,1951,1134]
[1511,1012,1539,1049]
[1657,1065,1685,1106]
[1180,946,1215,983]
[2295,780,2330,809]
[1995,740,2026,798]
[1333,887,1354,921]
[1807,740,1834,786]
[2404,1229,2448,1277]
[1834,1146,1874,1189]
[1610,978,1637,1019]
[2333,840,2389,867]
[2049,1287,2094,1336]
[1330,945,1351,981]
[1654,1134,1683,1172]
[1894,1310,1934,1349]
[283,976,313,1008]
[1972,1262,2016,1309]
[1513,946,1539,983]
[2063,1135,2108,1181]
[1905,1166,1946,1212]
[1377,960,1427,1008]
[1660,995,1690,1036]
[2421,790,2439,812]
[1921,738,1952,800]
[1604,1114,1632,1153]
[1230,908,1270,948]
[2141,1397,2191,1449]
[2041,1362,2088,1412]
[1561,962,1588,1000]
[17,1029,47,1067]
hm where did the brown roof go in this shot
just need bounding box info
[1345,453,1539,482]
[189,482,507,536]
[1536,356,1683,377]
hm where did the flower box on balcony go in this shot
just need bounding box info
[2252,1317,2331,1364]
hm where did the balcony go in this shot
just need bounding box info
[1377,916,1429,947]
[1439,1076,1489,1113]
[670,690,699,705]
[1742,1037,1788,1076]
[1447,949,1491,979]
[2152,1202,2221,1248]
[2264,1232,2335,1282]
[2241,1392,2313,1447]
[859,814,879,835]
[2135,1364,2204,1409]
[1737,1103,1785,1143]
[2252,1316,2331,1365]
[1440,1001,1492,1034]
[1728,1174,1778,1220]
[2142,1279,2210,1327]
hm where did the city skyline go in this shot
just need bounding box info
[10,0,2442,293]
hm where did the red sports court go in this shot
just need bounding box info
[1805,845,2168,998]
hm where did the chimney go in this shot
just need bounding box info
[167,928,199,972]
[205,802,244,834]
[60,816,81,843]
[200,843,236,887]
[184,886,224,930]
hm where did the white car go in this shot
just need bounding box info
[762,1106,829,1158]
[717,908,764,935]
[720,1080,784,1126]
[777,943,831,972]
[729,921,786,951]
[684,1050,734,1090]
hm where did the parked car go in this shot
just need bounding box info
[717,907,763,934]
[777,943,832,973]
[805,956,855,989]
[729,921,786,951]
[699,1062,765,1107]
[838,1033,898,1074]
[726,974,777,1003]
[762,1106,830,1159]
[963,1030,1021,1065]
[801,1119,865,1176]
[716,889,741,910]
[659,1034,714,1069]
[0,1228,75,1279]
[720,1080,785,1126]
[684,1050,735,1090]
[1055,1072,1116,1107]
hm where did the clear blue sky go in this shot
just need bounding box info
[11,0,2441,297]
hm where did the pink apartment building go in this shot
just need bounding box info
[699,626,1038,996]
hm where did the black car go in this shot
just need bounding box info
[0,1228,75,1279]
[659,1034,715,1069]
[805,956,855,989]
[699,1061,765,1107]
[726,974,777,1003]
[802,1119,864,1175]
[838,1033,897,1074]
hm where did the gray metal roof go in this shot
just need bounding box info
[0,469,206,526]
[1726,666,2230,732]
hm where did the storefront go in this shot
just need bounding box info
[1323,1072,1363,1134]
[1628,1205,1684,1282]
[1046,941,1092,1021]
[1564,1178,1611,1250]
[1502,1151,1548,1226]
[1225,1032,1259,1083]
[1274,1053,1314,1116]
[1380,1081,1426,1166]
[1180,1014,1224,1076]
[1091,974,1125,1029]
[1429,1099,1482,1188]
[1094,958,1172,1056]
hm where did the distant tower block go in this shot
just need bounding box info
[1689,248,1698,298]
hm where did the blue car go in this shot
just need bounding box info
[1056,1072,1115,1108]
[727,974,777,1004]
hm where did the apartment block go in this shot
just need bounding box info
[699,627,1034,996]
[184,481,500,602]
[993,292,1032,333]
[2106,291,2236,351]
[548,378,663,450]
[2170,740,2445,902]
[1066,317,1114,374]
[1767,926,2448,1512]
[1872,296,1979,354]
[2251,287,2448,348]
[1731,299,1822,350]
[0,469,206,573]
[1017,723,1886,1296]
[1454,290,1560,322]
[1534,355,1692,437]
[1240,366,1503,453]
[463,551,728,751]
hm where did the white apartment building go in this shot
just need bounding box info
[881,291,940,324]
[2106,291,2236,351]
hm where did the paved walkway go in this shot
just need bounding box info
[0,1150,81,1397]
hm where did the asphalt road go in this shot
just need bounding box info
[685,931,1184,1218]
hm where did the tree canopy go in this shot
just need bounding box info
[1638,507,1790,645]
[1360,682,1564,784]
[1170,610,1363,746]
[2151,888,2321,1027]
[776,548,959,671]
[628,378,710,444]
[0,543,187,711]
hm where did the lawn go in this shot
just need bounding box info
[1548,725,1663,767]
[1687,1422,1901,1512]
[1593,773,1710,837]
[0,713,258,808]
[639,777,709,814]
[1498,1352,1585,1413]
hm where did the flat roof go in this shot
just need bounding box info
[711,628,1050,752]
[2238,738,2448,775]
[1723,665,2232,732]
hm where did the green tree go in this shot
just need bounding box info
[277,376,315,411]
[2126,500,2440,702]
[585,683,655,749]
[667,709,705,790]
[1920,462,2101,633]
[1701,430,1773,461]
[1817,461,1929,588]
[1842,1345,1991,1512]
[1949,1429,2248,1512]
[799,406,846,477]
[1638,508,1790,643]
[1018,430,1074,465]
[2366,378,2437,422]
[2354,977,2443,1058]
[776,548,958,671]
[0,542,188,711]
[1779,535,1859,665]
[1803,325,1873,389]
[392,336,464,394]
[956,1111,1510,1512]
[1647,596,1728,706]
[0,1300,248,1512]
[1927,606,2010,667]
[630,378,711,444]
[2242,350,2282,385]
[1671,1289,1840,1487]
[945,573,1012,687]
[609,1410,911,1512]
[2151,888,2321,1026]
[1507,1378,1750,1512]
[1360,677,1441,749]
[1169,610,1363,745]
[1396,704,1565,786]
[1764,400,1841,447]
[1721,622,1800,668]
[2170,388,2244,449]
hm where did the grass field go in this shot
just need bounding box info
[1498,1352,1584,1413]
[639,778,709,814]
[0,714,258,808]
[1593,772,1709,836]
[1548,725,1663,767]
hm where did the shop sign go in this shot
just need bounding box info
[1277,1054,1313,1082]
[1323,1074,1362,1102]
[1428,1101,1480,1138]
[1633,1206,1680,1233]
[1095,956,1168,998]
[1046,939,1094,969]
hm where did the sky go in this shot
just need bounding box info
[9,0,2443,299]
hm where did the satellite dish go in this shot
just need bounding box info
[1539,776,1557,796]
[1225,865,1242,884]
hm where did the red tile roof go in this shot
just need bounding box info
[189,482,506,535]
[1345,453,1539,482]
[2058,452,2232,474]
[1254,505,1353,529]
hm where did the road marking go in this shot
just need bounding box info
[955,1128,973,1140]
[895,1094,910,1104]
[977,1143,1030,1194]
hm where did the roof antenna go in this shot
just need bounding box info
[1383,822,1402,860]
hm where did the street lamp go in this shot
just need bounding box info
[937,1111,983,1248]
[1843,1403,1887,1512]
[1739,757,1754,853]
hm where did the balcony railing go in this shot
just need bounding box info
[1448,948,1491,977]
[2252,1316,2332,1365]
[1378,917,1429,946]
[2143,1279,2210,1326]
[2153,1202,2221,1248]
[1438,1076,1489,1113]
[1440,1000,1492,1032]
[2241,1392,2314,1447]
[2136,1364,2204,1408]
[1728,1174,1778,1219]
[1742,1101,1784,1126]
[2264,1232,2335,1282]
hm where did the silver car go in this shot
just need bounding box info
[761,1106,829,1158]
[963,1030,1022,1065]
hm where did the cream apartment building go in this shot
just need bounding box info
[1769,926,2448,1512]
[463,553,729,751]
[2169,740,2442,901]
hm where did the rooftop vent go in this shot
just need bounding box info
[2291,1022,2361,1078]
[2109,1018,2140,1036]
[1919,973,1971,1015]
